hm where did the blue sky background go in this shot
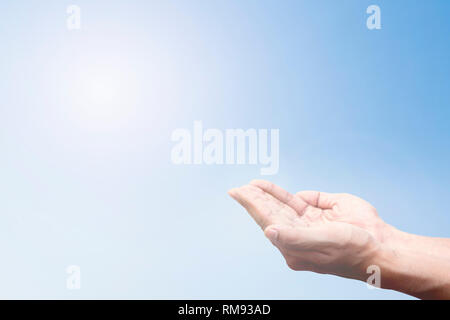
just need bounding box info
[0,0,449,299]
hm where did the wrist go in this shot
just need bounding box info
[370,226,450,299]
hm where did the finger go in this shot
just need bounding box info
[250,180,309,215]
[228,185,273,228]
[295,190,337,210]
[228,185,296,229]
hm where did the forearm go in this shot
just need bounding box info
[372,226,450,299]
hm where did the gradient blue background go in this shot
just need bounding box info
[0,0,449,299]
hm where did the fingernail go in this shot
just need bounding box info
[265,228,279,241]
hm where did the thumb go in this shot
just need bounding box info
[264,225,302,247]
[264,224,324,250]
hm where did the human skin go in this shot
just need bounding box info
[228,180,450,299]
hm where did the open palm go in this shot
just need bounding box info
[229,180,390,281]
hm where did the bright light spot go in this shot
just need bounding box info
[82,73,124,118]
[69,64,140,130]
[86,76,119,106]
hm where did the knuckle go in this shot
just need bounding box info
[285,258,302,271]
[279,234,299,249]
[264,181,274,192]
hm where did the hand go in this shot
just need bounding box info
[228,180,392,281]
[229,180,450,299]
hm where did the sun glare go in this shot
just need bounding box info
[69,64,139,128]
